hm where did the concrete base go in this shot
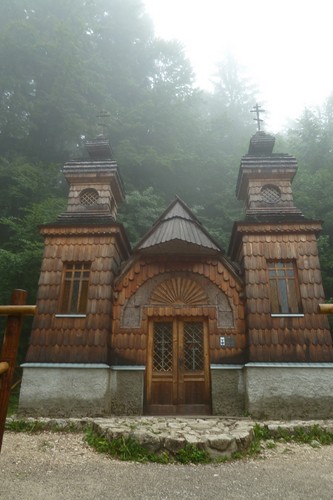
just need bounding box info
[19,364,146,417]
[110,367,145,415]
[211,365,245,416]
[20,363,333,419]
[245,363,333,419]
[19,364,112,417]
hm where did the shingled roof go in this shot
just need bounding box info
[135,197,222,255]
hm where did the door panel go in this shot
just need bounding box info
[146,318,211,415]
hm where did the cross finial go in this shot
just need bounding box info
[97,110,111,136]
[250,104,265,131]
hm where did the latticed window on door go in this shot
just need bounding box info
[153,323,173,372]
[184,322,204,371]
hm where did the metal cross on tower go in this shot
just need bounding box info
[251,104,265,131]
[97,110,111,136]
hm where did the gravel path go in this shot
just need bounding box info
[1,431,333,499]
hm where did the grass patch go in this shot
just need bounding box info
[84,427,209,464]
[5,419,82,433]
[253,424,333,446]
[84,426,169,463]
[281,424,333,445]
[8,390,20,416]
[253,423,270,441]
[175,443,210,464]
[6,419,47,433]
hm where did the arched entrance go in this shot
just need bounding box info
[145,317,211,415]
[117,271,238,415]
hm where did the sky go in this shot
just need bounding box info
[143,0,333,132]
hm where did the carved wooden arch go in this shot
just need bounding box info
[120,272,234,329]
[151,277,208,305]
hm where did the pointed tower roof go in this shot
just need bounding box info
[55,135,124,225]
[135,197,222,255]
[235,130,303,219]
[85,135,113,160]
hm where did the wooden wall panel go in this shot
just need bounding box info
[238,226,333,362]
[26,227,124,364]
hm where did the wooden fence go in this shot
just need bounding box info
[0,289,36,452]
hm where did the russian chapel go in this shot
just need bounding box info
[19,128,333,419]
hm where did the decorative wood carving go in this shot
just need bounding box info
[151,277,208,305]
[120,271,235,329]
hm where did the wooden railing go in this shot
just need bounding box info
[318,304,333,314]
[0,289,36,452]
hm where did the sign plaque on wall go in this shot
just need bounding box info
[220,336,236,348]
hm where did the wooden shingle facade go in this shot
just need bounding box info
[229,222,333,363]
[19,131,333,419]
[26,224,130,364]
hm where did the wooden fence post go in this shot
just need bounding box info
[0,289,36,452]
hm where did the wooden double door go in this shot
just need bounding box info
[145,318,211,415]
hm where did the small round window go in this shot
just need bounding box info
[261,185,281,204]
[80,188,99,206]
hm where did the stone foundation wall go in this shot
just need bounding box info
[110,368,145,415]
[19,364,112,417]
[211,366,245,416]
[20,363,333,419]
[245,364,333,419]
[19,364,146,417]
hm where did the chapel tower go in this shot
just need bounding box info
[228,123,333,417]
[229,130,333,362]
[20,136,130,415]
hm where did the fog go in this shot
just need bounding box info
[144,0,333,131]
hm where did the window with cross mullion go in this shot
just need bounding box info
[60,262,91,314]
[268,261,302,314]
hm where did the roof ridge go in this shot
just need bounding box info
[133,197,223,254]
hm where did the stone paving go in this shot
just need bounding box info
[92,417,254,458]
[7,416,333,458]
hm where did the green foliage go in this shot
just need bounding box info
[5,419,47,433]
[0,159,66,361]
[277,425,333,445]
[7,390,20,417]
[5,418,82,433]
[317,236,333,297]
[0,197,66,305]
[0,0,259,253]
[252,424,333,446]
[84,426,169,463]
[253,423,270,441]
[175,443,210,464]
[118,187,166,245]
[285,97,333,298]
[85,427,211,464]
[84,427,247,464]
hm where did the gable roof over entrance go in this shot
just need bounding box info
[135,197,222,255]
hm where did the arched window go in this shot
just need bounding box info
[261,185,281,204]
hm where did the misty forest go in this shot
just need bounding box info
[1,0,333,335]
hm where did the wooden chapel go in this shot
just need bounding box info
[19,129,333,419]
